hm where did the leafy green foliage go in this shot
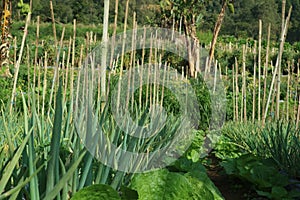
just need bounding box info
[130,168,224,200]
[170,156,224,200]
[71,184,121,200]
[214,135,243,160]
[221,121,300,178]
[119,186,139,200]
[220,0,281,39]
[221,154,300,200]
[17,0,31,17]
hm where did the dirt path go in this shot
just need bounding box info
[206,155,268,200]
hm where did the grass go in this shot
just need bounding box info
[221,120,300,178]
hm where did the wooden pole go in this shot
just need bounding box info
[252,41,257,122]
[9,13,31,114]
[262,23,271,120]
[242,45,247,122]
[110,0,119,67]
[42,52,48,117]
[49,0,57,52]
[64,38,72,101]
[275,1,287,120]
[34,16,40,66]
[286,61,290,120]
[263,6,292,124]
[69,20,76,103]
[282,0,286,32]
[295,62,299,122]
[101,0,110,109]
[258,20,262,121]
[116,0,129,112]
[235,57,239,121]
[296,94,300,129]
[232,64,236,121]
[26,44,30,110]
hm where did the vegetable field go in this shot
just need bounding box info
[0,0,299,199]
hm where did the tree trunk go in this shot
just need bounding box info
[183,15,197,77]
[208,0,227,72]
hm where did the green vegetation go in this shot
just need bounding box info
[8,0,300,43]
[0,0,300,199]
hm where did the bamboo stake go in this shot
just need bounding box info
[27,44,30,110]
[10,14,30,114]
[157,56,163,107]
[145,34,153,109]
[42,52,48,116]
[64,38,72,100]
[34,16,40,66]
[49,0,57,51]
[70,20,76,105]
[263,6,292,124]
[110,0,119,67]
[78,44,84,68]
[242,45,247,122]
[275,59,282,120]
[295,63,300,120]
[296,94,300,129]
[270,75,276,120]
[72,19,76,68]
[33,56,36,95]
[152,33,159,108]
[61,50,66,101]
[100,0,109,108]
[37,61,41,114]
[286,61,290,120]
[262,23,271,120]
[119,0,129,76]
[85,32,90,55]
[235,57,239,121]
[130,13,137,111]
[291,62,296,120]
[13,37,17,65]
[139,27,147,110]
[33,16,40,100]
[258,20,262,121]
[276,0,286,120]
[282,0,286,32]
[232,64,235,121]
[139,61,143,110]
[116,0,129,112]
[252,41,257,122]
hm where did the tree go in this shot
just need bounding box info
[72,0,99,24]
[220,0,281,39]
[208,0,234,71]
[160,0,209,77]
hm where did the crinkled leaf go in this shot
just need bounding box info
[130,169,224,200]
[71,184,121,200]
